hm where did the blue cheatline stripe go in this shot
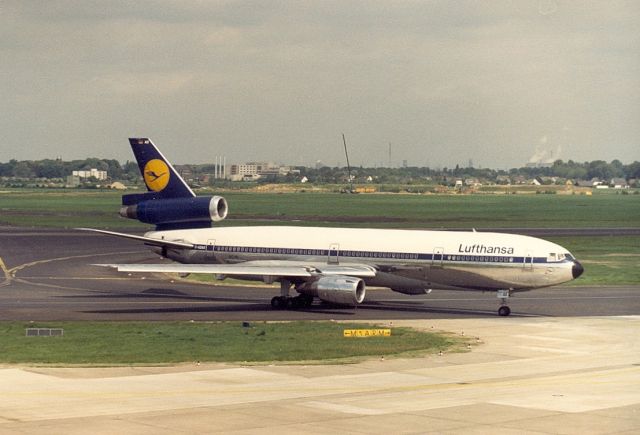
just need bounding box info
[191,244,556,265]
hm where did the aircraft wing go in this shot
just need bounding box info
[96,262,377,278]
[76,228,194,249]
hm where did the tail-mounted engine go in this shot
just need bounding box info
[119,196,228,230]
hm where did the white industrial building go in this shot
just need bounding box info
[72,168,108,180]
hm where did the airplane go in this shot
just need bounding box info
[80,138,584,316]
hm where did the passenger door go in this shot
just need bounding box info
[207,239,216,260]
[523,251,533,270]
[328,243,340,264]
[432,247,444,267]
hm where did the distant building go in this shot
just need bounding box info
[228,162,291,181]
[72,168,107,180]
[175,165,194,182]
[464,178,482,187]
[66,175,80,187]
[512,175,527,184]
[538,176,558,185]
[108,182,127,190]
[496,175,511,185]
[610,178,629,189]
[574,179,592,187]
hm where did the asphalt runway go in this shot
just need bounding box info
[1,227,639,321]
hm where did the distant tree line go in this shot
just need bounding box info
[287,159,640,185]
[0,158,140,181]
[513,159,640,181]
[0,157,638,186]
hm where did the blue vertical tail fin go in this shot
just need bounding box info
[123,138,195,205]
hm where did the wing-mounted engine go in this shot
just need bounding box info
[119,195,228,230]
[298,275,366,306]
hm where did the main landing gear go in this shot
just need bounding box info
[270,280,314,310]
[497,289,512,317]
[270,295,313,309]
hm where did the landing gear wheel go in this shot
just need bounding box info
[301,294,314,308]
[271,295,314,310]
[290,296,303,309]
[270,296,280,309]
[295,294,313,308]
[270,296,289,310]
[498,306,511,317]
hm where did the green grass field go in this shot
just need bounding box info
[1,188,638,229]
[0,322,461,364]
[224,191,640,229]
[0,189,135,228]
[547,236,640,286]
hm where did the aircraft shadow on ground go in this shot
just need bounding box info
[362,301,502,317]
[59,288,262,304]
[76,295,502,318]
[81,304,358,316]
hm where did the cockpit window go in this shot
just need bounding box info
[564,253,573,260]
[548,253,557,261]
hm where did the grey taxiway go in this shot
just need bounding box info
[0,227,638,320]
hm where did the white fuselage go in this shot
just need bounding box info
[147,226,578,293]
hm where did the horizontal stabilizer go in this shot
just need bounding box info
[76,228,194,249]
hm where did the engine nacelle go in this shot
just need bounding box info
[299,275,366,306]
[120,196,228,229]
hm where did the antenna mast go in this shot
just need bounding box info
[342,133,354,193]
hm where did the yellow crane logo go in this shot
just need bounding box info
[143,159,170,191]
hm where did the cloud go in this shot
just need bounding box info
[1,1,638,165]
[90,72,195,96]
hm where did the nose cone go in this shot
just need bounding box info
[572,260,584,279]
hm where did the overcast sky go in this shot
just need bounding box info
[1,1,638,168]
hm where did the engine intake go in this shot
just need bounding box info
[299,275,366,306]
[120,196,228,229]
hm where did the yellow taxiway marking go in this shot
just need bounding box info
[1,250,144,290]
[0,256,11,287]
[16,276,143,281]
[7,250,143,276]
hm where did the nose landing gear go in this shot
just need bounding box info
[497,289,512,316]
[498,305,511,316]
